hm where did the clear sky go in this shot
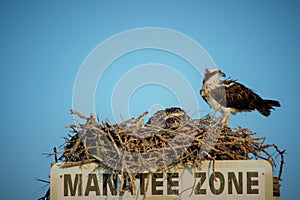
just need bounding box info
[0,1,299,199]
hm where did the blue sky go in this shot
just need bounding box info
[0,1,299,199]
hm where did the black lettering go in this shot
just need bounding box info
[84,174,100,196]
[228,172,243,194]
[103,174,117,196]
[209,172,225,195]
[152,173,163,195]
[195,172,206,195]
[247,172,259,194]
[167,173,179,195]
[140,173,149,195]
[64,174,82,196]
[122,176,134,195]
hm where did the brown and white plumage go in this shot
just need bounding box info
[200,68,281,124]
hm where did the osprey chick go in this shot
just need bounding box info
[200,68,281,124]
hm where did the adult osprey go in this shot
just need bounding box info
[200,68,281,124]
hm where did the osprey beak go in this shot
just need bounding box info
[220,71,226,77]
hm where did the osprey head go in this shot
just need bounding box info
[204,68,226,82]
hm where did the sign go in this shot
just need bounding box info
[50,160,273,200]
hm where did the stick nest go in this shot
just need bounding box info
[58,107,285,182]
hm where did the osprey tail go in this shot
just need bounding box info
[257,99,281,116]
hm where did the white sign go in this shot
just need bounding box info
[50,160,273,200]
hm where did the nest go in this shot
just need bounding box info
[58,108,285,176]
[36,107,285,198]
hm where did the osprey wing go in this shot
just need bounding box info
[210,80,260,112]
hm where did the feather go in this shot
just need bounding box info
[200,69,281,124]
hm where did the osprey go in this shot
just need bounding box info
[200,68,281,124]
